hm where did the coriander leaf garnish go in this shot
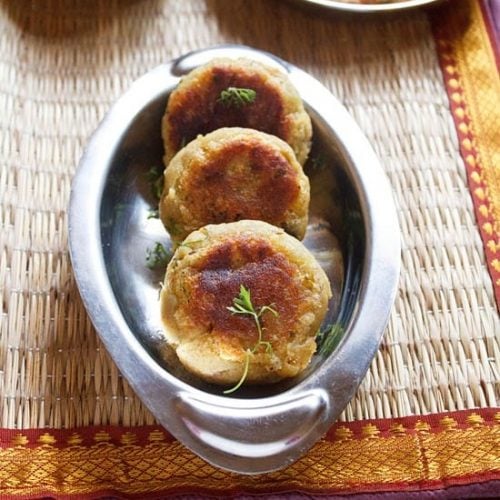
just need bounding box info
[224,351,251,395]
[147,208,159,219]
[316,323,343,356]
[146,165,164,200]
[224,285,278,394]
[146,242,171,269]
[218,87,256,108]
[310,153,326,172]
[146,165,161,181]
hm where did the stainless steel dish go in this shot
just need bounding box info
[286,0,442,13]
[68,45,400,474]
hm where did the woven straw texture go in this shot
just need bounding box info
[0,0,498,430]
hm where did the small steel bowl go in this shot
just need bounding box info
[69,45,400,474]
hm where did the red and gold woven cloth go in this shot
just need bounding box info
[0,0,498,498]
[431,0,499,308]
[0,409,498,497]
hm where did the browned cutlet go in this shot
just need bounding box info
[160,128,310,243]
[162,58,312,165]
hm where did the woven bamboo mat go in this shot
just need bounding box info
[0,0,498,431]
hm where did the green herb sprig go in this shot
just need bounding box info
[224,285,278,394]
[146,242,171,269]
[146,166,164,200]
[147,208,159,219]
[316,323,343,356]
[310,153,326,172]
[218,87,257,108]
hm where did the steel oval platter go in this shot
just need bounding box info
[68,45,400,474]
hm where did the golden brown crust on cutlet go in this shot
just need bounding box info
[189,238,301,347]
[162,58,312,165]
[159,220,331,386]
[159,128,310,243]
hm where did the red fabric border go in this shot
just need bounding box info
[0,408,497,498]
[0,409,498,499]
[0,407,497,449]
[430,0,500,310]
